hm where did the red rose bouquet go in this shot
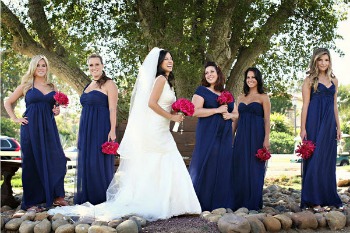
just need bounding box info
[217,91,234,105]
[171,98,195,133]
[295,140,316,160]
[101,141,119,155]
[53,92,69,107]
[255,148,271,161]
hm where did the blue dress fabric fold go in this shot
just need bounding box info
[301,82,342,208]
[75,89,115,205]
[232,102,266,211]
[20,87,67,209]
[189,86,234,211]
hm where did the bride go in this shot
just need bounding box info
[48,47,201,221]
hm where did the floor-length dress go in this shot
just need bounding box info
[74,88,115,205]
[49,78,201,221]
[189,86,234,211]
[301,82,342,208]
[20,87,67,209]
[232,102,266,211]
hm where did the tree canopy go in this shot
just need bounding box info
[1,0,349,120]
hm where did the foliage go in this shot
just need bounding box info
[0,117,20,140]
[270,113,294,135]
[270,131,295,154]
[338,84,350,123]
[270,93,293,114]
[1,0,349,103]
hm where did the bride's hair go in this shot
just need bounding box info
[156,50,174,88]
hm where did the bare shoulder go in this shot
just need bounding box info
[105,79,118,89]
[260,93,270,103]
[332,77,338,86]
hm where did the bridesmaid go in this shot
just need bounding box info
[300,48,342,211]
[4,55,68,211]
[232,67,270,211]
[189,61,237,211]
[74,54,118,205]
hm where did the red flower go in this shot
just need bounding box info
[101,141,119,155]
[217,91,234,105]
[255,148,271,161]
[295,140,316,160]
[172,98,195,116]
[53,92,69,107]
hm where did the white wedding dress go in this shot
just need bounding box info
[48,48,201,221]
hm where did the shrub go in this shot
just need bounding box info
[270,131,294,154]
[0,117,20,140]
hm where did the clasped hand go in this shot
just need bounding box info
[171,114,184,123]
[52,106,60,116]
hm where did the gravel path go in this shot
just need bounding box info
[141,215,219,233]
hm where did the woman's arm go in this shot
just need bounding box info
[148,76,182,122]
[106,80,119,141]
[300,77,311,140]
[262,94,271,150]
[333,78,341,140]
[4,85,28,125]
[192,94,227,118]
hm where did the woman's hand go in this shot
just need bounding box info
[170,113,184,123]
[222,112,233,120]
[263,138,270,151]
[337,129,342,141]
[52,106,60,116]
[300,129,307,141]
[216,104,228,114]
[108,130,117,141]
[14,117,28,125]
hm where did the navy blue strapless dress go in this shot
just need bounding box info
[20,87,67,209]
[301,83,342,208]
[232,102,266,211]
[74,90,115,205]
[189,86,234,211]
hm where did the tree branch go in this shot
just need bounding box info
[227,0,298,96]
[1,1,89,94]
[206,0,238,66]
[28,0,67,56]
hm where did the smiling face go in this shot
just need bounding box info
[205,66,218,86]
[88,57,104,79]
[316,54,330,73]
[160,52,173,75]
[246,71,257,88]
[34,59,48,78]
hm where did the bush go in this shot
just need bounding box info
[0,117,20,139]
[270,131,294,154]
[270,113,293,134]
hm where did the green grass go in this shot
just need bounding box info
[264,174,302,190]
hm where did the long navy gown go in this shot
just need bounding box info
[301,82,342,208]
[232,102,266,211]
[20,87,67,209]
[75,88,115,205]
[189,86,234,211]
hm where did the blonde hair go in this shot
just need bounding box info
[21,55,53,95]
[306,48,334,92]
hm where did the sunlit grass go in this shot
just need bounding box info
[264,174,302,190]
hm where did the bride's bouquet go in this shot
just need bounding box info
[171,98,195,133]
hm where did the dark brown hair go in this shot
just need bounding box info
[201,61,225,92]
[88,54,111,88]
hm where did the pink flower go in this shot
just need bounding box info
[101,141,119,155]
[217,91,234,105]
[53,92,69,107]
[295,140,316,160]
[255,148,271,161]
[172,98,195,116]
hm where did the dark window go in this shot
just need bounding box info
[1,139,11,148]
